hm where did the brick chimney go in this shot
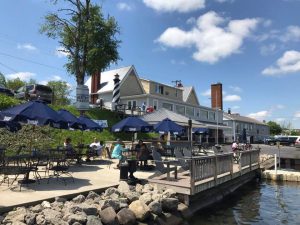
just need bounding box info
[211,83,223,110]
[90,71,101,104]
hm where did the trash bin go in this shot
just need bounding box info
[119,163,128,181]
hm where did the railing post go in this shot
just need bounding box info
[239,151,242,176]
[190,158,195,195]
[230,154,233,179]
[214,155,218,186]
[250,150,252,171]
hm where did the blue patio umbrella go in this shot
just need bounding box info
[77,115,103,132]
[0,100,67,129]
[0,120,21,132]
[111,116,153,133]
[154,118,184,135]
[192,127,209,134]
[57,109,86,130]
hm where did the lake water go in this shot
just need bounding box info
[189,180,300,225]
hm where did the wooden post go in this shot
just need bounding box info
[190,158,195,195]
[230,153,233,179]
[250,150,252,171]
[214,155,218,186]
[167,162,170,180]
[239,152,242,176]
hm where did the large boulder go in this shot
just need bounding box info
[42,208,63,224]
[100,199,121,211]
[73,194,86,203]
[162,189,177,198]
[142,184,153,193]
[117,208,136,225]
[177,203,193,220]
[3,207,28,224]
[139,193,152,205]
[55,196,67,203]
[125,192,140,203]
[99,207,119,225]
[148,201,162,215]
[128,200,150,221]
[118,181,131,194]
[24,213,36,225]
[161,198,179,212]
[87,215,103,225]
[80,203,98,216]
[35,215,46,225]
[86,191,100,200]
[135,184,143,194]
[104,188,120,197]
[151,193,163,202]
[30,204,43,213]
[41,201,51,209]
[67,212,87,224]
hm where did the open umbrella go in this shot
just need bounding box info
[77,115,103,132]
[154,118,184,135]
[112,116,153,133]
[0,120,21,132]
[0,100,67,128]
[57,109,86,130]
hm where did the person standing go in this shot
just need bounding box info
[111,139,127,168]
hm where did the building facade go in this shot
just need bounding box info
[223,111,270,143]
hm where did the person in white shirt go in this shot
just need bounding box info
[232,141,239,151]
[90,138,103,157]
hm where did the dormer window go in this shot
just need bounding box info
[155,84,164,94]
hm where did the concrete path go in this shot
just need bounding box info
[0,159,155,212]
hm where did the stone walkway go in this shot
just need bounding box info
[0,159,155,212]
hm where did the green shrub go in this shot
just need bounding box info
[0,94,21,110]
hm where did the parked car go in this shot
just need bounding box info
[295,137,300,148]
[268,136,299,147]
[0,85,14,97]
[264,137,275,145]
[15,84,53,104]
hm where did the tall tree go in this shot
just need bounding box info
[6,78,25,91]
[47,80,71,105]
[40,0,121,85]
[0,72,6,87]
[267,121,282,136]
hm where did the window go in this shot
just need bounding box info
[155,84,164,94]
[186,106,194,117]
[127,100,137,110]
[196,109,200,117]
[175,90,178,97]
[162,102,173,111]
[175,105,185,115]
[200,110,208,119]
[209,111,215,120]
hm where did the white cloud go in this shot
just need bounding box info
[260,43,277,56]
[229,85,242,92]
[231,105,240,109]
[6,72,35,81]
[262,19,272,27]
[53,75,62,81]
[275,118,286,122]
[294,111,300,118]
[156,11,259,64]
[201,89,211,96]
[223,95,241,101]
[55,46,70,58]
[186,17,196,25]
[143,0,205,13]
[247,110,270,120]
[262,50,300,75]
[117,2,133,11]
[281,25,300,42]
[17,43,37,51]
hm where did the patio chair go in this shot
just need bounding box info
[152,149,177,180]
[183,148,192,158]
[48,150,74,185]
[174,147,190,171]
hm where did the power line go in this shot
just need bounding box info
[0,62,19,73]
[0,52,65,72]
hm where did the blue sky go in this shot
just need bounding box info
[1,0,300,128]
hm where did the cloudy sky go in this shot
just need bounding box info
[1,0,300,127]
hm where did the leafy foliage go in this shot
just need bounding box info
[0,72,7,87]
[0,94,21,110]
[40,0,121,85]
[267,121,282,135]
[7,78,26,91]
[47,80,71,105]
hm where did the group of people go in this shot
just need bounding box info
[111,139,153,168]
[63,137,104,159]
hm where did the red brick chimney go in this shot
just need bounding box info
[90,71,101,104]
[211,83,223,110]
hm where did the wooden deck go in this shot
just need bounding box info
[149,149,260,196]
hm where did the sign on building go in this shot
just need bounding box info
[93,120,108,128]
[76,85,89,110]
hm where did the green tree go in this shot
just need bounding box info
[40,0,121,85]
[6,78,25,91]
[267,121,282,135]
[0,72,6,87]
[47,80,71,105]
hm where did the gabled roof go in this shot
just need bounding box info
[180,86,200,105]
[85,65,134,94]
[139,108,206,128]
[224,113,267,125]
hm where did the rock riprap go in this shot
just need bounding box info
[1,181,189,225]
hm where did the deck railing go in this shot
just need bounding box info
[190,149,260,195]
